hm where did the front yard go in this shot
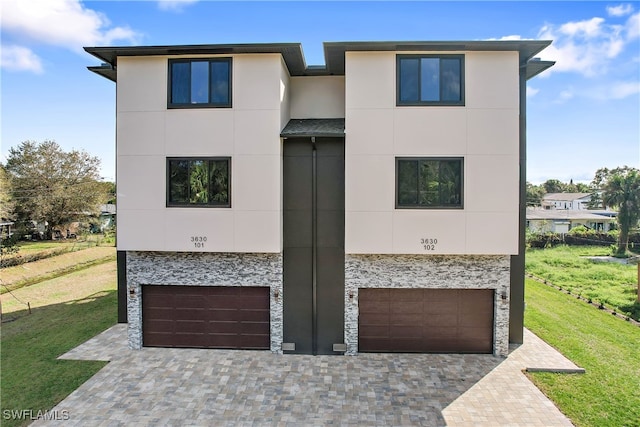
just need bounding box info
[525,278,640,427]
[0,260,117,427]
[526,245,639,320]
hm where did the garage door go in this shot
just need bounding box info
[142,286,270,349]
[358,289,494,353]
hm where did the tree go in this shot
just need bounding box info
[602,167,640,256]
[542,179,567,194]
[526,182,545,206]
[0,165,15,220]
[4,140,109,239]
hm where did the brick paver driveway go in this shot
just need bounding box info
[33,326,579,426]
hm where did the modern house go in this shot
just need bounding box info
[526,208,617,233]
[85,40,554,357]
[542,192,593,210]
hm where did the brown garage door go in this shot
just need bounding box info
[359,288,494,353]
[142,286,270,349]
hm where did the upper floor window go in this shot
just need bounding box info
[168,58,231,108]
[396,157,463,208]
[167,157,230,207]
[397,55,464,106]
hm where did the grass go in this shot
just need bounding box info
[0,262,117,427]
[526,245,639,320]
[524,278,640,427]
[1,246,116,293]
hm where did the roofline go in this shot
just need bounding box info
[85,40,553,82]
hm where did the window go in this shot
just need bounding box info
[396,158,463,208]
[397,55,464,105]
[168,58,231,108]
[167,158,230,207]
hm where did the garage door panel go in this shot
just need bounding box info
[241,296,270,310]
[359,300,390,314]
[360,311,389,324]
[175,294,207,308]
[359,337,390,351]
[145,293,175,307]
[390,325,422,338]
[390,338,425,352]
[459,314,493,327]
[394,313,422,325]
[207,295,238,309]
[238,334,269,349]
[361,288,390,301]
[424,313,458,326]
[393,289,424,301]
[207,321,241,334]
[172,308,206,321]
[175,320,207,333]
[207,309,240,321]
[142,285,270,350]
[241,321,270,335]
[424,326,457,339]
[145,307,173,318]
[359,288,494,353]
[390,300,423,314]
[424,300,457,314]
[359,324,389,337]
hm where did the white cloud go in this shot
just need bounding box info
[558,17,605,38]
[588,81,640,100]
[627,12,640,39]
[157,0,199,12]
[498,35,524,41]
[0,44,43,73]
[527,86,540,97]
[0,0,140,52]
[607,4,634,17]
[537,15,631,76]
[554,89,575,104]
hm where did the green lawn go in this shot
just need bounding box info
[0,277,116,426]
[526,245,639,320]
[525,278,640,427]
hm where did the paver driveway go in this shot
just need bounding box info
[33,326,580,426]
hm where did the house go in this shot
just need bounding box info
[542,193,593,210]
[85,40,554,357]
[526,208,617,233]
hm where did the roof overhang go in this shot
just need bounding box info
[85,40,554,82]
[281,119,345,138]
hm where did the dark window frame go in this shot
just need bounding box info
[167,58,232,109]
[396,54,465,106]
[395,157,464,209]
[166,157,231,208]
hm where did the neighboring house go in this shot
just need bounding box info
[0,221,14,240]
[98,204,116,231]
[85,40,553,357]
[542,193,593,210]
[526,208,617,233]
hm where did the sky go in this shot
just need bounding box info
[1,0,638,184]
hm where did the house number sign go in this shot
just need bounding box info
[420,238,438,251]
[191,236,207,248]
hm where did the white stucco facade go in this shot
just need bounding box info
[344,51,520,255]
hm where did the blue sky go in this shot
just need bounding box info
[1,0,638,184]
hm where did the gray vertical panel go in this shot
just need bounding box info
[283,139,314,354]
[315,138,345,355]
[283,137,345,355]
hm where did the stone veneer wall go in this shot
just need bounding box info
[126,251,283,353]
[344,255,511,357]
